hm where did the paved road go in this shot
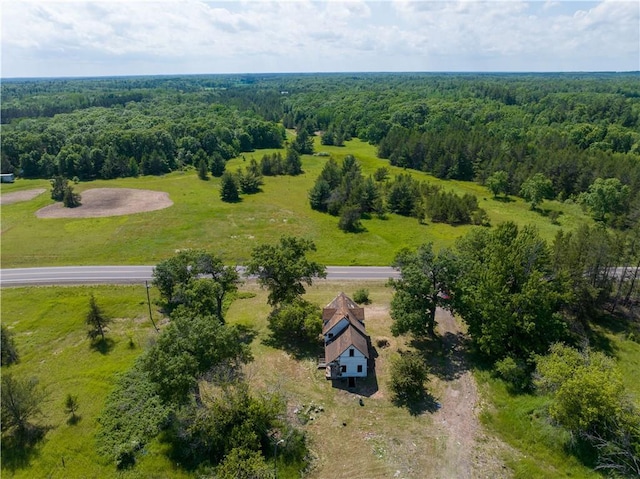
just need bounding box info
[0,265,399,287]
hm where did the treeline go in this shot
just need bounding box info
[309,156,487,231]
[389,222,640,475]
[2,73,639,216]
[1,89,285,180]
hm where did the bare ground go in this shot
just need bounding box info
[299,300,512,479]
[0,188,46,205]
[35,188,173,218]
[430,309,512,479]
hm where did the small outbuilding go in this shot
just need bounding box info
[322,292,370,382]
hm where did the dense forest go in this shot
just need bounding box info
[2,73,639,227]
[2,73,640,477]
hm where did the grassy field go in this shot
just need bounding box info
[1,282,617,479]
[0,138,592,268]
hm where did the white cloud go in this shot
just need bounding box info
[1,0,638,77]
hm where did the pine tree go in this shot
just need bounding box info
[198,157,209,180]
[86,294,110,341]
[220,172,240,202]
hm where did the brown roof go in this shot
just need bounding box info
[325,325,369,363]
[322,292,365,335]
[323,292,369,363]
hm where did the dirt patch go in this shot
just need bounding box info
[0,188,46,205]
[430,309,511,479]
[35,188,173,218]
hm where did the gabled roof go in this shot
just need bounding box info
[322,292,365,335]
[325,324,369,363]
[323,292,370,363]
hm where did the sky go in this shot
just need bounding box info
[1,0,639,78]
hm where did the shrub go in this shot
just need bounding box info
[1,326,19,366]
[389,351,429,404]
[353,288,371,305]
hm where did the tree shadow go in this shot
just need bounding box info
[563,435,598,470]
[0,425,49,472]
[262,335,323,361]
[391,389,440,416]
[492,196,514,203]
[409,330,469,382]
[66,415,82,426]
[234,324,258,345]
[89,337,115,355]
[330,370,379,398]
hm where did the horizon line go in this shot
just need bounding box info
[3,70,640,81]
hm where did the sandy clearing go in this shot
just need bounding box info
[35,188,173,218]
[0,188,47,205]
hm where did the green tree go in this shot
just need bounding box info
[152,249,241,320]
[536,344,629,433]
[292,129,314,155]
[338,205,363,232]
[86,294,111,342]
[237,167,263,194]
[1,325,19,366]
[197,157,209,180]
[535,343,640,475]
[142,311,252,404]
[308,178,332,212]
[64,393,79,423]
[1,374,44,439]
[453,223,569,364]
[267,299,322,345]
[246,236,326,306]
[216,447,271,479]
[389,352,430,404]
[220,171,240,202]
[388,243,457,337]
[284,146,302,176]
[519,173,554,209]
[210,152,226,177]
[485,170,509,198]
[579,177,630,224]
[50,175,68,201]
[62,184,81,207]
[171,383,286,470]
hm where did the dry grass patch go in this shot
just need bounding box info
[0,188,46,205]
[230,281,510,479]
[35,188,172,218]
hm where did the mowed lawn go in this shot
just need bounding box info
[0,138,591,268]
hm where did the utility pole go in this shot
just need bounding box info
[145,281,159,332]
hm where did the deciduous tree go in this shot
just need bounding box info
[388,243,458,337]
[486,170,509,198]
[520,173,554,209]
[1,374,44,439]
[246,236,326,306]
[152,249,240,320]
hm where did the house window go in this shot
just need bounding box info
[357,365,363,373]
[349,349,354,357]
[328,333,334,339]
[341,365,347,373]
